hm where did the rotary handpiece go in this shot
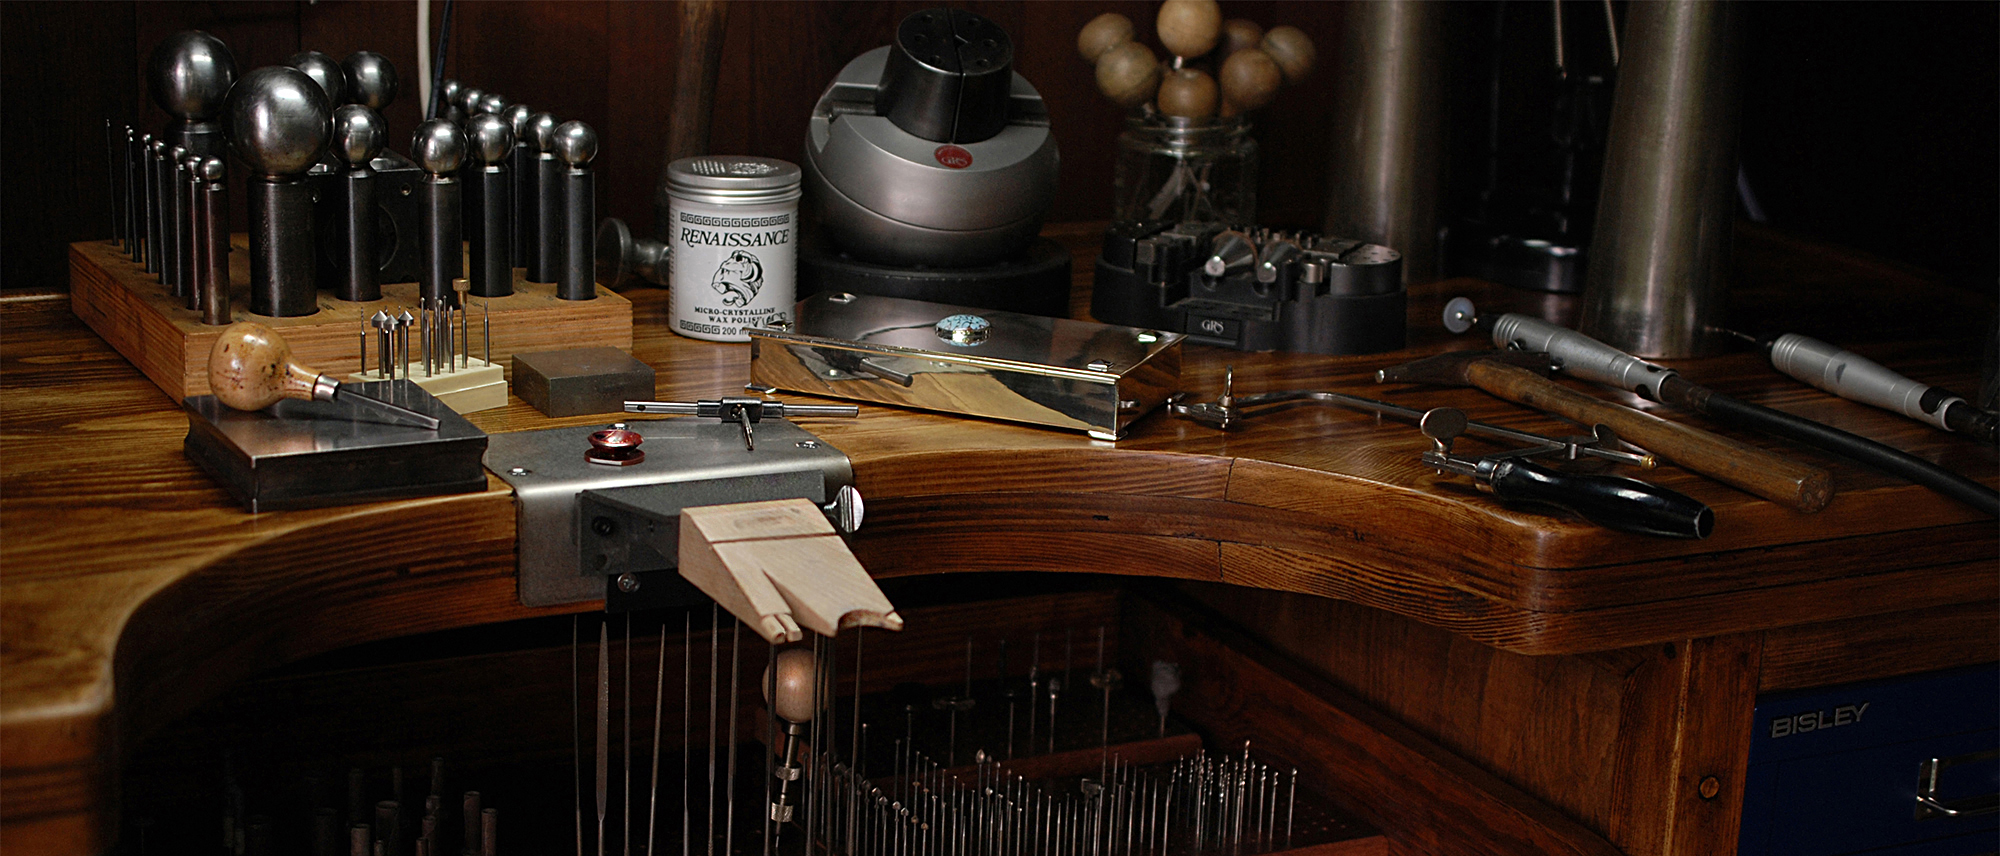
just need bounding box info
[1477,308,1998,516]
[1769,333,1998,444]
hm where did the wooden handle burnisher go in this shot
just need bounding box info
[1466,361,1833,512]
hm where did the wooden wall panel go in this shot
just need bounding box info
[3,0,1343,291]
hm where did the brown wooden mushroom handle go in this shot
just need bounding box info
[1465,360,1834,513]
[207,322,323,412]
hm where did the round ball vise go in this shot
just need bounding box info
[226,66,334,318]
[341,51,398,111]
[802,7,1058,269]
[148,30,237,155]
[287,50,347,104]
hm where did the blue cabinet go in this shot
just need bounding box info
[1739,665,1999,855]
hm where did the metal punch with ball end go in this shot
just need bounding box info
[624,397,860,451]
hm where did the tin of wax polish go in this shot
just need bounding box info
[666,156,802,342]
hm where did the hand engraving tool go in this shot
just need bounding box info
[466,113,515,297]
[932,638,976,767]
[1462,302,1997,515]
[413,119,466,308]
[149,30,236,158]
[287,51,348,105]
[1415,407,1713,538]
[332,105,387,301]
[624,397,861,452]
[1025,633,1040,757]
[555,121,600,301]
[207,322,440,429]
[527,113,563,284]
[372,801,399,856]
[195,155,232,322]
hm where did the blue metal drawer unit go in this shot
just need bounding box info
[1738,664,1999,855]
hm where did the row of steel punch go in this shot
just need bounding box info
[112,32,601,380]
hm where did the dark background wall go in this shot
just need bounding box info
[3,1,1994,294]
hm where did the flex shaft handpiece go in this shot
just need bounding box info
[1487,312,1999,517]
[1765,333,1998,444]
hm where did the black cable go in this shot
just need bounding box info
[426,0,456,120]
[1699,390,2000,517]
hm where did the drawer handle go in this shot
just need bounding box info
[1915,749,2000,820]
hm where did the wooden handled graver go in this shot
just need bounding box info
[1381,352,1832,512]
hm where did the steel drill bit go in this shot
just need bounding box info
[575,616,584,856]
[623,615,632,856]
[725,618,741,856]
[597,622,610,856]
[706,604,719,856]
[648,624,666,856]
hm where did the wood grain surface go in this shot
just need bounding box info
[69,237,633,402]
[4,223,1996,852]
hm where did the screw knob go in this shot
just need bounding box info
[148,30,237,121]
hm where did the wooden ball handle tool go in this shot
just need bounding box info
[207,321,442,430]
[1379,350,1832,512]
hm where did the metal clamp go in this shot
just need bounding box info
[485,419,858,607]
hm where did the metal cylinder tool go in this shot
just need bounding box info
[1579,0,1740,357]
[332,105,386,302]
[527,112,562,284]
[466,113,515,298]
[555,121,598,301]
[413,119,465,307]
[198,157,230,325]
[226,65,332,318]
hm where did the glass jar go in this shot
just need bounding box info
[1111,116,1257,225]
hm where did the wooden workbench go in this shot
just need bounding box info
[3,223,1994,855]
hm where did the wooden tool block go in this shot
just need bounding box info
[349,358,508,414]
[679,498,903,644]
[68,237,632,403]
